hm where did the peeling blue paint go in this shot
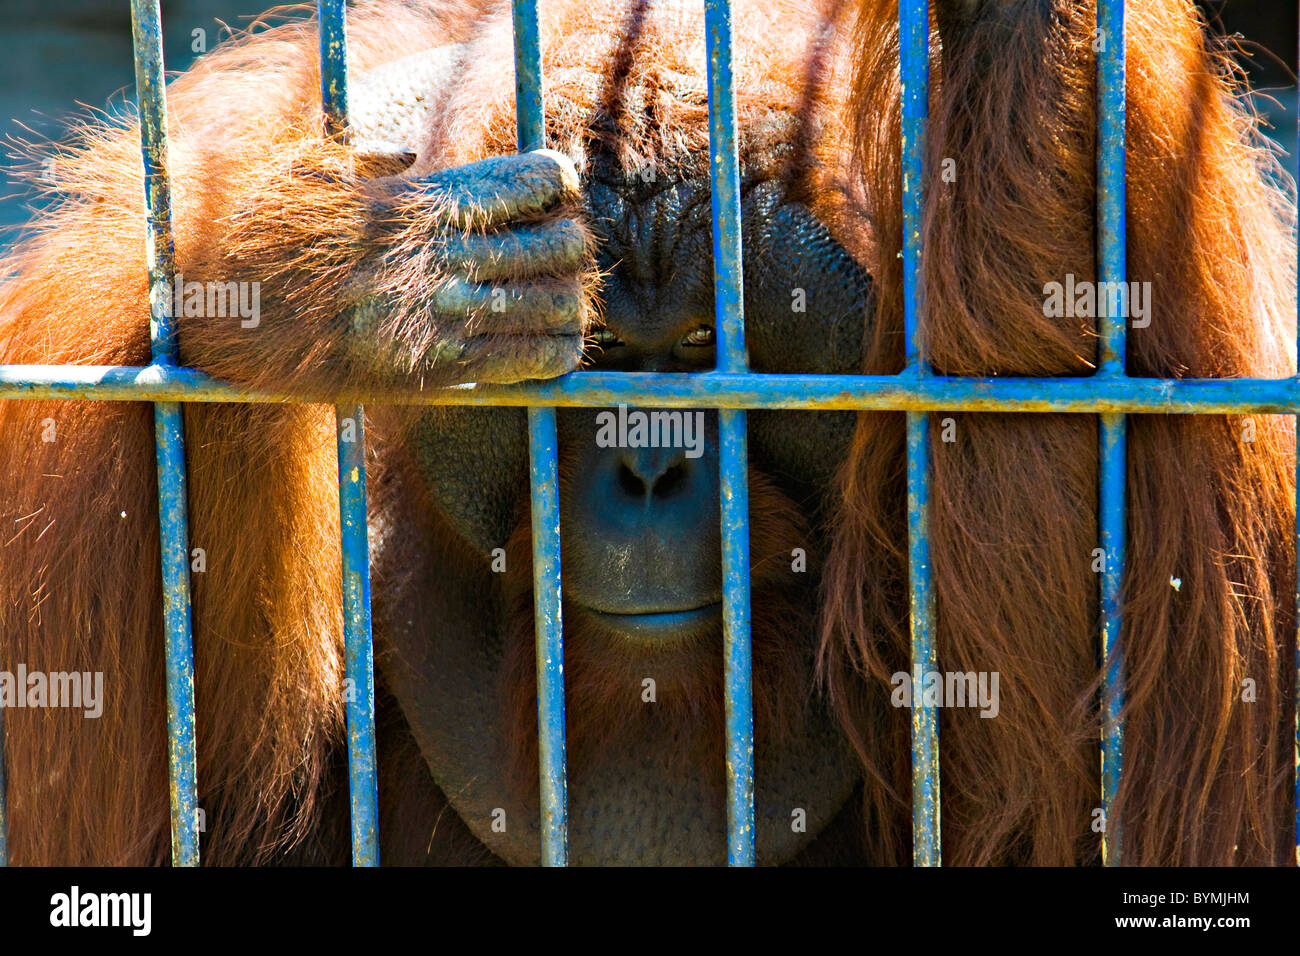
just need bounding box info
[5,364,1300,414]
[319,0,380,868]
[900,0,940,867]
[719,407,754,866]
[527,406,569,867]
[0,0,1291,872]
[131,0,200,869]
[706,0,756,867]
[1096,0,1128,867]
[513,0,571,868]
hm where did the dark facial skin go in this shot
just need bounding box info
[153,25,877,859]
[380,157,873,864]
[411,163,871,580]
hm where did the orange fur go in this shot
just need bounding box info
[0,0,1293,865]
[822,0,1296,865]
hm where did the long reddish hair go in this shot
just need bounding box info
[821,0,1296,865]
[0,0,1292,866]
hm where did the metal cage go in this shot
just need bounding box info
[0,0,1296,868]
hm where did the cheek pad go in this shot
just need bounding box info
[402,183,871,552]
[408,406,530,553]
[741,182,871,378]
[748,410,858,508]
[739,184,870,505]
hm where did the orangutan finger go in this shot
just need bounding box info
[425,331,586,384]
[411,149,581,230]
[429,276,587,336]
[438,218,588,282]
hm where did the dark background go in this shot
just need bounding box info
[0,0,1296,245]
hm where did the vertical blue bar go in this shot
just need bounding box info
[336,412,378,865]
[900,0,928,374]
[706,0,747,380]
[512,0,569,867]
[705,0,755,867]
[130,0,200,868]
[900,0,939,867]
[1096,0,1127,867]
[526,408,568,866]
[319,0,379,867]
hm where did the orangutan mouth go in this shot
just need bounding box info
[581,602,722,641]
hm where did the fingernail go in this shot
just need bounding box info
[530,148,580,193]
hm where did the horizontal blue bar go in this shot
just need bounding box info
[2,365,1298,414]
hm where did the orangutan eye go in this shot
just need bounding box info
[681,325,714,347]
[590,328,625,348]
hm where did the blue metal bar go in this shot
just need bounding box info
[318,0,379,867]
[526,409,568,866]
[0,0,1285,872]
[900,0,939,867]
[130,0,200,868]
[705,0,755,866]
[512,0,545,152]
[1096,0,1128,867]
[5,365,1300,413]
[706,1,747,380]
[1099,412,1126,864]
[1096,1,1128,379]
[717,407,753,865]
[319,0,348,129]
[336,413,378,866]
[512,0,570,867]
[900,0,928,376]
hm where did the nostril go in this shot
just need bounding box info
[652,462,686,499]
[617,461,647,498]
[615,450,690,501]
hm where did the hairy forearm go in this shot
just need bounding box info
[175,136,592,399]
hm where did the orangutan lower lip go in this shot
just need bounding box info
[582,602,722,639]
